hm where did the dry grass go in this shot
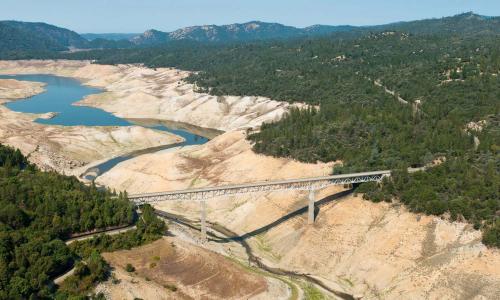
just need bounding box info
[102,237,268,299]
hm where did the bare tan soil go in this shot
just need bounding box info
[0,79,45,99]
[99,237,273,299]
[96,130,336,193]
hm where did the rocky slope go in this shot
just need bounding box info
[0,60,298,131]
[96,130,500,299]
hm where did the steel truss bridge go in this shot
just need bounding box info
[129,170,391,203]
[128,170,391,241]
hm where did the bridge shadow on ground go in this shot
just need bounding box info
[217,188,354,243]
[156,188,354,243]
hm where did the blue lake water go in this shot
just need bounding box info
[0,74,214,178]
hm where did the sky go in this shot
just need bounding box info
[1,0,500,33]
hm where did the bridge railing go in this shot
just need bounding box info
[129,170,391,204]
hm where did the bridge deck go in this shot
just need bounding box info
[129,170,391,203]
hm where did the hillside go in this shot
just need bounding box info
[0,143,131,298]
[0,22,64,51]
[1,21,88,49]
[375,12,500,36]
[94,130,500,299]
[0,21,134,52]
[0,138,173,299]
[130,29,170,45]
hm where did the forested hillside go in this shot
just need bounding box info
[373,12,500,36]
[0,21,88,51]
[0,22,65,52]
[0,21,134,54]
[0,144,165,298]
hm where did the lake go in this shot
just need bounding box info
[0,74,216,178]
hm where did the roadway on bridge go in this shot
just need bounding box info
[128,169,391,202]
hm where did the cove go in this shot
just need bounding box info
[0,74,214,178]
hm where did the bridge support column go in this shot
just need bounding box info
[308,189,315,225]
[200,200,207,243]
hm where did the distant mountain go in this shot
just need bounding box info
[128,13,500,46]
[130,21,353,45]
[1,21,88,49]
[0,21,136,51]
[130,29,170,45]
[167,21,303,42]
[81,33,139,41]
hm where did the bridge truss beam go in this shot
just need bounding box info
[130,172,389,205]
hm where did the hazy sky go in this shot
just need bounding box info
[1,0,499,33]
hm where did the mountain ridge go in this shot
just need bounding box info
[129,21,356,45]
[0,12,499,52]
[127,12,499,45]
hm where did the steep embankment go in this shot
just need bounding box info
[97,130,500,299]
[0,60,301,131]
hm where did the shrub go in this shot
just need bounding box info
[483,221,500,248]
[164,284,177,292]
[125,264,135,272]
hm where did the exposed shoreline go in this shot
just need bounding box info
[0,59,298,180]
[3,115,184,176]
[0,77,185,175]
[0,78,46,99]
[0,59,301,132]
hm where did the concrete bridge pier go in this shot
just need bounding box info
[308,189,316,225]
[200,199,207,243]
